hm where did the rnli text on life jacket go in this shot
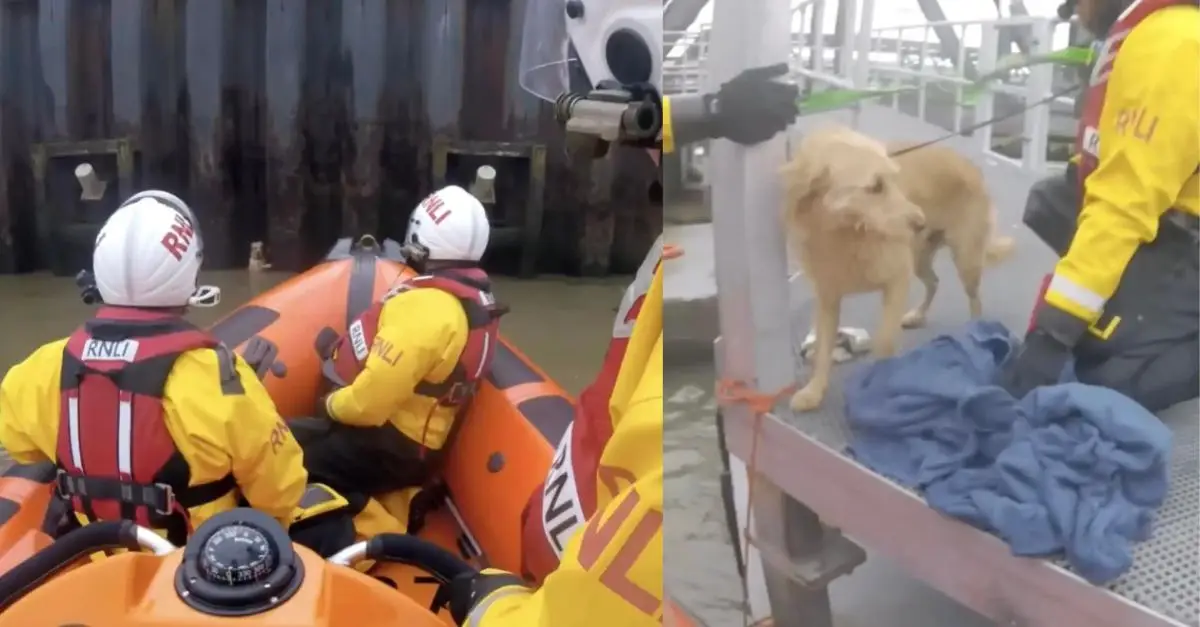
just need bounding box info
[542,424,585,556]
[81,339,139,362]
[348,320,370,362]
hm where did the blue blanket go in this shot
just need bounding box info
[843,320,1172,584]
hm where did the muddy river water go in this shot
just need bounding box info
[0,269,627,393]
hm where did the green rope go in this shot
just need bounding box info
[795,46,1095,114]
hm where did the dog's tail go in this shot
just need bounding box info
[985,235,1015,266]
[982,202,1015,266]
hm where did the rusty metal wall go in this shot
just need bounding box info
[0,0,658,275]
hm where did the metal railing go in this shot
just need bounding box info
[866,15,1076,173]
[663,1,1081,179]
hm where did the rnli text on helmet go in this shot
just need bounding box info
[422,193,452,226]
[161,211,196,261]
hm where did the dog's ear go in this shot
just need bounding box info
[779,156,828,219]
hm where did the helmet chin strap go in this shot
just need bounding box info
[401,241,430,273]
[189,285,222,308]
[75,270,221,308]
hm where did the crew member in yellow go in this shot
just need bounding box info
[1002,0,1199,411]
[0,191,351,556]
[302,185,502,499]
[451,258,664,626]
[445,0,799,621]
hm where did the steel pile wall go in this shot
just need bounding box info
[0,0,657,274]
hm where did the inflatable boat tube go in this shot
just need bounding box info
[0,515,452,625]
[0,464,59,576]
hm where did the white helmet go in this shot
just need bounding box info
[404,185,491,263]
[518,0,661,102]
[92,190,221,308]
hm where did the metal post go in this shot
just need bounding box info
[853,0,874,89]
[836,0,857,80]
[1022,18,1055,173]
[717,338,772,620]
[976,23,1000,159]
[852,0,876,127]
[707,0,836,624]
[810,0,826,85]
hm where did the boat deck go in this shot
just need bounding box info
[727,104,1198,627]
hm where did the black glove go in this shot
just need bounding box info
[998,301,1088,399]
[707,62,800,145]
[594,79,660,106]
[1057,0,1077,21]
[998,329,1074,399]
[314,394,335,421]
[446,569,530,625]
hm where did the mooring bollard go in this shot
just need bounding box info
[74,163,108,201]
[469,165,497,205]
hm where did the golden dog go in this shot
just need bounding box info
[781,126,1013,412]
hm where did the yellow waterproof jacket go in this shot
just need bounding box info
[1046,6,1200,324]
[466,265,664,626]
[0,339,307,529]
[325,287,467,450]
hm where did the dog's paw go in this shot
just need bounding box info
[789,385,824,413]
[901,310,927,329]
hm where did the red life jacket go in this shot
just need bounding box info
[1076,0,1198,193]
[519,241,663,583]
[55,307,239,545]
[323,267,502,417]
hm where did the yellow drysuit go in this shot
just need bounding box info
[325,287,468,450]
[463,262,665,626]
[0,340,307,529]
[1045,6,1200,324]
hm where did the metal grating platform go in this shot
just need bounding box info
[775,105,1199,626]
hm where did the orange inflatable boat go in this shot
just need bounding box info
[0,235,701,625]
[206,235,573,578]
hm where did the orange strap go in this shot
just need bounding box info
[715,378,796,626]
[715,379,794,415]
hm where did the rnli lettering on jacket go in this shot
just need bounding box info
[55,307,237,544]
[520,238,664,583]
[327,268,501,409]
